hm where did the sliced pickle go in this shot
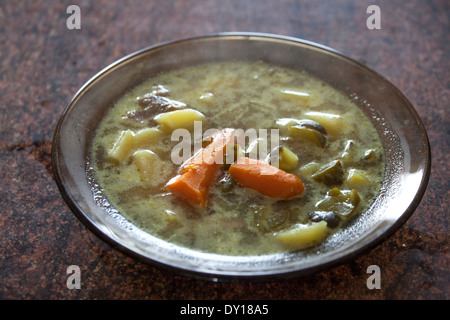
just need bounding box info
[251,204,288,232]
[295,119,327,135]
[312,159,344,186]
[315,188,361,220]
[289,126,327,147]
[288,120,327,147]
[309,210,340,228]
[276,118,328,147]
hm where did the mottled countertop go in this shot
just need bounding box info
[0,0,448,300]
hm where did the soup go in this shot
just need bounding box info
[89,61,384,256]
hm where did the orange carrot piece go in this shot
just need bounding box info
[165,165,216,208]
[181,128,235,170]
[228,157,304,199]
[166,128,235,207]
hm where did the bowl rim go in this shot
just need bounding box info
[51,32,431,280]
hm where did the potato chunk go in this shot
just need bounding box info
[275,221,329,250]
[304,111,343,136]
[346,169,370,189]
[340,140,357,165]
[133,149,172,187]
[266,146,299,171]
[108,127,163,164]
[278,146,299,171]
[154,108,206,132]
[108,130,135,164]
[297,161,320,176]
[279,89,310,102]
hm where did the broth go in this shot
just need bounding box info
[90,61,384,255]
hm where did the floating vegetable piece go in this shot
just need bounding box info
[125,87,184,124]
[315,188,361,220]
[165,129,235,208]
[265,210,289,231]
[346,169,370,189]
[275,221,329,250]
[182,128,236,168]
[228,157,304,200]
[363,148,380,164]
[154,108,206,132]
[277,118,328,147]
[312,159,344,186]
[278,146,299,171]
[137,86,183,107]
[275,117,299,131]
[251,204,288,232]
[297,161,320,177]
[108,130,135,164]
[288,125,327,147]
[108,127,164,164]
[133,149,170,187]
[340,140,357,165]
[296,119,328,135]
[309,211,340,228]
[131,128,164,148]
[303,111,344,136]
[165,165,214,208]
[277,118,326,133]
[136,88,186,113]
[279,89,310,102]
[266,146,299,171]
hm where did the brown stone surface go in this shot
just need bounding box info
[0,0,448,300]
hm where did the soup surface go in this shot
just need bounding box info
[90,61,384,256]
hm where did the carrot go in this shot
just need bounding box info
[165,128,235,207]
[180,128,235,170]
[228,157,304,199]
[165,164,216,208]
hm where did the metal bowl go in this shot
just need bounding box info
[52,33,431,280]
